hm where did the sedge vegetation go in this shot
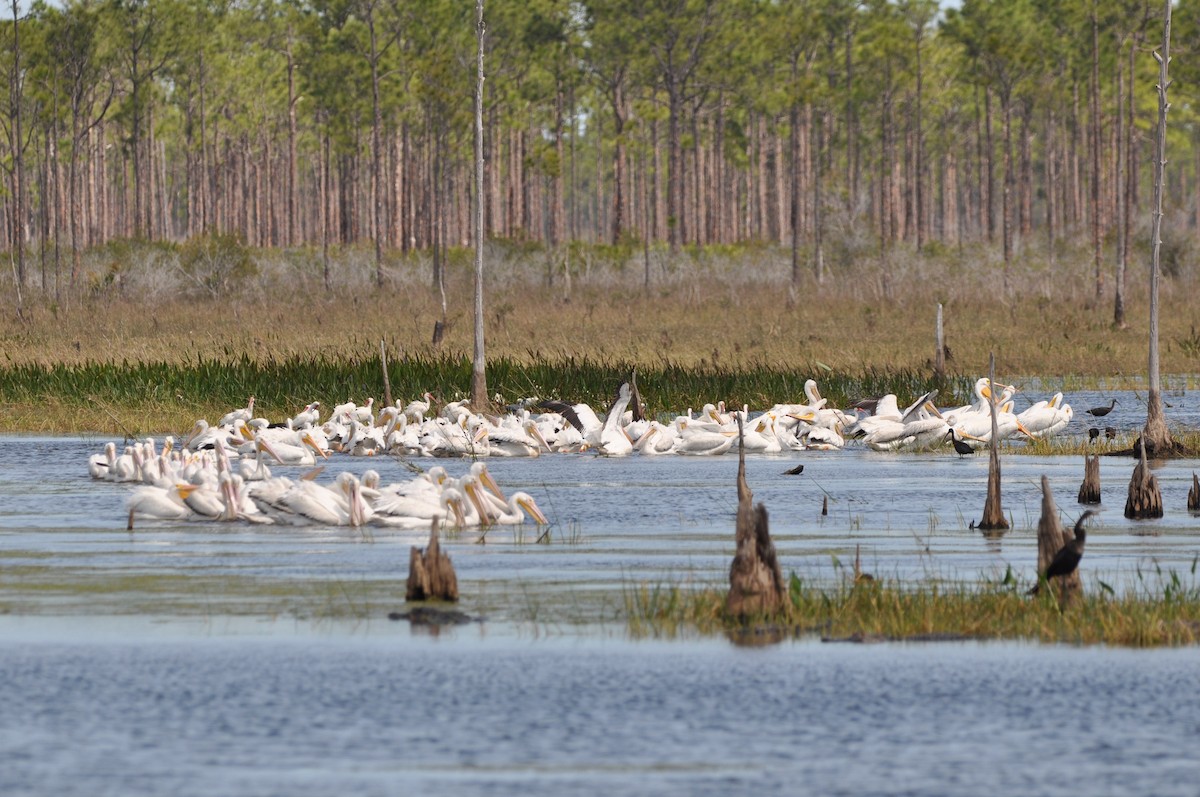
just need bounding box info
[625,567,1200,647]
[3,235,1200,435]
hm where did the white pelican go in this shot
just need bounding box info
[675,417,736,456]
[238,436,276,481]
[737,413,783,454]
[289,401,321,429]
[478,490,550,526]
[481,416,550,457]
[588,382,633,456]
[263,429,328,466]
[179,475,238,521]
[1017,392,1073,438]
[218,396,255,428]
[353,397,376,426]
[89,442,116,480]
[632,420,678,455]
[127,483,195,523]
[182,419,239,455]
[401,392,434,424]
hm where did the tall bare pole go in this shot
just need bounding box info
[1143,0,1173,454]
[10,0,24,291]
[470,0,488,410]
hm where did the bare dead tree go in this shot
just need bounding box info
[1143,0,1174,456]
[470,0,488,410]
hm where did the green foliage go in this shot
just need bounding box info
[177,235,257,297]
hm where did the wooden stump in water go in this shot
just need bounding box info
[406,524,459,602]
[1034,475,1082,602]
[1124,444,1163,519]
[978,354,1009,530]
[1077,455,1101,505]
[1188,473,1200,513]
[726,419,787,618]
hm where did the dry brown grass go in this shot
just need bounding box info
[4,242,1200,379]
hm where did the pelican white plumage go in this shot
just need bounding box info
[353,397,376,426]
[675,417,736,455]
[127,482,195,523]
[1017,392,1073,438]
[632,420,678,455]
[259,429,328,466]
[289,401,321,430]
[737,413,783,454]
[589,382,633,457]
[182,419,239,455]
[478,490,550,526]
[218,396,255,428]
[481,416,550,457]
[401,392,434,424]
[89,442,116,480]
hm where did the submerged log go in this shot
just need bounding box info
[978,354,1009,530]
[1124,443,1163,519]
[406,524,459,602]
[1032,475,1083,602]
[1188,473,1200,513]
[1077,454,1101,504]
[727,418,787,617]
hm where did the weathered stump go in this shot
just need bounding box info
[1124,443,1163,519]
[726,418,787,618]
[978,354,1009,530]
[406,524,459,602]
[1077,454,1101,504]
[1034,475,1082,603]
[1188,473,1200,513]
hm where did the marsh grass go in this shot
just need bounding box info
[625,567,1200,647]
[3,239,1200,436]
[0,351,970,435]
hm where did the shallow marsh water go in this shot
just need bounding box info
[3,383,1200,795]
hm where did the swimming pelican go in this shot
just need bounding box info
[478,490,550,526]
[89,442,116,479]
[127,482,195,523]
[674,417,736,455]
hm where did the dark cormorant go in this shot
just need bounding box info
[783,464,805,475]
[1088,427,1100,443]
[1086,399,1118,417]
[1105,427,1117,440]
[1029,510,1095,595]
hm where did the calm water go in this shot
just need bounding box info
[2,383,1200,795]
[1,627,1199,796]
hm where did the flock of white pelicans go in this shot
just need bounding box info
[89,376,1073,530]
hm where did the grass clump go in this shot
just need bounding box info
[625,571,1200,647]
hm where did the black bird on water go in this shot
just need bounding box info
[1105,427,1117,440]
[783,464,805,475]
[1088,427,1100,443]
[945,428,974,457]
[1086,399,1118,417]
[1028,510,1096,595]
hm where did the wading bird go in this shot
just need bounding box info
[1086,399,1117,417]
